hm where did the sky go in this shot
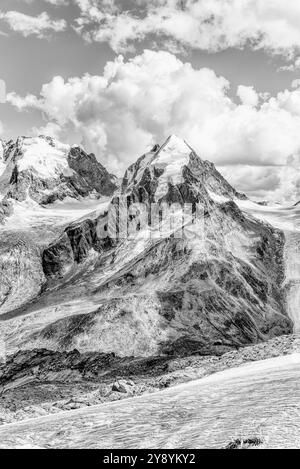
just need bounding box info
[2,1,300,201]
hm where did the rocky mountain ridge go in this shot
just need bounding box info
[0,134,292,359]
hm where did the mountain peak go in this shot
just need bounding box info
[121,134,245,203]
[15,136,71,180]
[165,133,188,145]
[0,135,117,216]
[161,134,193,154]
[152,134,201,174]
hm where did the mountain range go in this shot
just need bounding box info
[0,133,295,427]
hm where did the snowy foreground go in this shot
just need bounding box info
[1,353,300,449]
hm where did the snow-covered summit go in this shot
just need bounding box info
[152,135,193,175]
[0,135,117,223]
[150,135,195,200]
[156,134,193,157]
[122,134,246,202]
[15,136,72,179]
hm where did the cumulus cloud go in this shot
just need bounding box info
[279,57,300,72]
[0,10,66,38]
[7,92,41,110]
[72,0,300,64]
[7,49,300,201]
[220,165,281,199]
[237,85,259,107]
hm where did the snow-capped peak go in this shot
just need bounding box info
[150,135,195,200]
[0,135,117,216]
[16,136,72,179]
[163,134,192,150]
[121,135,194,195]
[152,134,194,167]
[121,133,245,203]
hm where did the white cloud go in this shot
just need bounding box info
[279,58,300,72]
[72,0,300,66]
[237,85,259,107]
[7,49,300,201]
[0,10,66,38]
[220,165,281,198]
[7,92,41,110]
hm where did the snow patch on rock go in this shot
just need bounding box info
[207,190,230,204]
[151,135,193,201]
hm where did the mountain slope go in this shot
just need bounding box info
[0,136,117,315]
[1,135,292,358]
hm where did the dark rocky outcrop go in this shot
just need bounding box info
[42,217,116,278]
[224,438,263,449]
[68,147,117,197]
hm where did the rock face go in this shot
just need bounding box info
[42,217,117,279]
[0,136,117,209]
[0,232,46,315]
[68,147,116,197]
[4,134,291,358]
